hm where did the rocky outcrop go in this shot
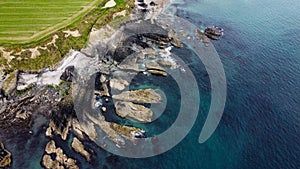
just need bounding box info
[60,66,75,82]
[112,89,161,103]
[45,120,71,140]
[157,59,176,68]
[84,113,145,145]
[195,28,211,46]
[204,26,224,40]
[95,75,110,97]
[42,140,79,169]
[0,142,11,168]
[110,78,129,91]
[115,101,153,122]
[168,29,183,48]
[145,61,164,71]
[145,61,168,76]
[71,137,91,162]
[147,69,168,76]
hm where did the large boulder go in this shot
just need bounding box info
[115,101,153,122]
[112,89,161,103]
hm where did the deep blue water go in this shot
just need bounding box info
[3,0,300,168]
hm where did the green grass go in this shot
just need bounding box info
[0,0,101,44]
[0,0,135,90]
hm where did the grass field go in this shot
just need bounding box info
[0,0,101,44]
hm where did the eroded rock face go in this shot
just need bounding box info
[112,89,161,103]
[0,142,11,168]
[0,86,61,135]
[71,137,91,162]
[115,101,153,122]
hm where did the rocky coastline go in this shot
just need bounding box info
[0,0,214,168]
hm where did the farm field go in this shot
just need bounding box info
[0,0,101,44]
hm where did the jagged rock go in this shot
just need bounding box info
[145,61,164,71]
[100,74,106,83]
[147,69,168,76]
[195,28,210,45]
[60,66,74,82]
[204,26,224,40]
[0,142,11,168]
[115,101,153,122]
[168,29,183,48]
[72,119,85,139]
[2,71,18,95]
[71,137,91,162]
[15,110,30,120]
[157,59,176,68]
[43,140,79,169]
[117,54,142,72]
[46,120,71,140]
[110,78,129,91]
[45,140,56,154]
[112,89,161,103]
[84,112,145,145]
[95,80,110,97]
[42,155,62,169]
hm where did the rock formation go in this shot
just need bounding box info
[110,78,129,91]
[42,140,79,169]
[115,101,153,122]
[71,137,91,162]
[0,142,11,168]
[112,89,161,103]
[168,29,183,48]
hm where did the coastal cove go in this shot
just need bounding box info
[0,0,299,169]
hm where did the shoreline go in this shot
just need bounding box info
[0,0,174,168]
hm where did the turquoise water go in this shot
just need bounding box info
[3,0,300,168]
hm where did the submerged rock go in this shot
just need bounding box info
[112,89,161,103]
[115,101,153,122]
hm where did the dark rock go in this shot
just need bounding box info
[138,3,148,8]
[204,26,224,40]
[150,1,157,6]
[60,66,74,82]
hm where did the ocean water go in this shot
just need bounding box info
[3,0,300,168]
[98,0,300,167]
